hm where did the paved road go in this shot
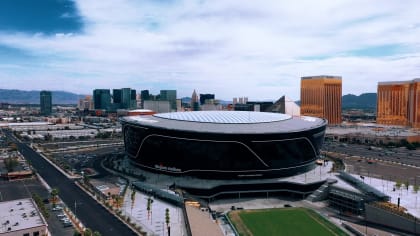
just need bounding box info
[323,141,420,167]
[5,131,136,236]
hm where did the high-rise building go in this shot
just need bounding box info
[121,88,132,109]
[300,76,342,124]
[144,100,171,113]
[233,98,238,105]
[111,88,137,110]
[140,90,150,108]
[130,89,137,109]
[160,90,177,111]
[199,94,215,105]
[233,97,247,105]
[113,89,122,104]
[40,90,52,115]
[269,96,300,116]
[191,90,200,111]
[78,95,93,110]
[377,79,420,127]
[93,89,111,110]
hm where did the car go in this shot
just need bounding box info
[63,222,73,227]
[60,217,70,222]
[52,206,63,211]
[56,214,66,218]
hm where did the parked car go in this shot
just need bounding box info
[52,206,63,211]
[63,222,73,227]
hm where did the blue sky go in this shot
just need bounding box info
[0,0,419,100]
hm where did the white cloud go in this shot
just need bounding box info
[0,0,419,100]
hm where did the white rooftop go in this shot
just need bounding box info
[154,111,291,124]
[0,198,47,234]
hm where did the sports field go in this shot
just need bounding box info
[228,207,348,236]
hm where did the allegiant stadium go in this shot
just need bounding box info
[120,111,326,180]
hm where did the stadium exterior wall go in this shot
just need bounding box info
[121,114,326,179]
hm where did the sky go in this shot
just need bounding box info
[0,0,419,101]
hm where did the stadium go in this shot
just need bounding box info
[120,111,327,180]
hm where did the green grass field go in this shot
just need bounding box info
[228,207,348,236]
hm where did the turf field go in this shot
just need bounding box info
[228,207,348,236]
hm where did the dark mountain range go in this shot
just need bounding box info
[295,93,377,110]
[0,89,84,104]
[342,93,376,109]
[0,89,377,109]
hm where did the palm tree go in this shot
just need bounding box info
[83,228,92,236]
[395,180,402,190]
[130,190,136,215]
[147,197,153,221]
[50,188,59,206]
[403,180,410,194]
[115,195,123,209]
[413,185,419,209]
[165,208,170,236]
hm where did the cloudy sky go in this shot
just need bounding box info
[0,0,419,100]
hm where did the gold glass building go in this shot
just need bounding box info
[377,79,420,127]
[300,76,342,125]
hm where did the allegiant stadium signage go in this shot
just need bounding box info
[154,164,182,172]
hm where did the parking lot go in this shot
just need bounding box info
[0,179,74,236]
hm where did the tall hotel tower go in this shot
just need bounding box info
[40,90,52,116]
[377,79,420,127]
[300,76,342,125]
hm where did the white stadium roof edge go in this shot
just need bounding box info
[154,111,291,124]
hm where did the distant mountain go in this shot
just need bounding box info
[181,96,231,105]
[295,93,376,109]
[180,97,191,104]
[342,93,376,109]
[0,89,85,104]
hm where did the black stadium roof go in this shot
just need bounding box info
[120,111,326,134]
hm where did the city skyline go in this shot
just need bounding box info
[0,1,420,100]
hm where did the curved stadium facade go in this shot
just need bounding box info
[121,111,327,180]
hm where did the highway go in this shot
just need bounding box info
[5,131,136,236]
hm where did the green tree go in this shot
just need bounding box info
[4,157,19,172]
[115,195,123,209]
[83,228,92,236]
[403,180,410,193]
[50,188,59,206]
[414,185,419,209]
[414,185,420,193]
[395,180,402,190]
[83,174,90,184]
[130,190,136,213]
[9,142,17,151]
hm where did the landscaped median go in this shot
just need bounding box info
[228,207,348,236]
